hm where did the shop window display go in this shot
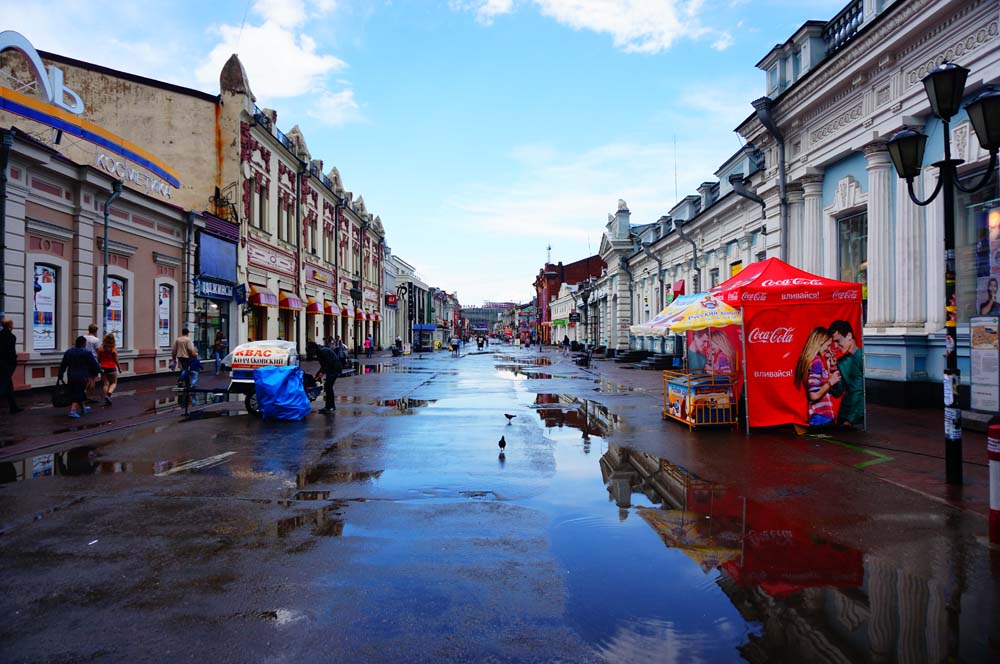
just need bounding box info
[837,212,867,323]
[960,181,1000,325]
[32,264,57,351]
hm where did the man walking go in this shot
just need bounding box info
[829,319,864,429]
[315,343,343,414]
[171,327,197,387]
[0,319,22,413]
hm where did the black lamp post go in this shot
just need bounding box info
[396,282,410,344]
[350,279,362,359]
[886,62,1000,485]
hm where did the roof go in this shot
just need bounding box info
[711,258,862,306]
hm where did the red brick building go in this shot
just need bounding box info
[533,254,605,344]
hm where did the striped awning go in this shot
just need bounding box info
[324,300,338,316]
[355,308,365,320]
[279,292,303,311]
[248,285,278,307]
[372,311,381,322]
[343,306,352,317]
[305,296,323,314]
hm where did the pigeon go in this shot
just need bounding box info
[504,413,516,424]
[498,435,506,452]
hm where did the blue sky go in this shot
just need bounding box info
[3,0,844,304]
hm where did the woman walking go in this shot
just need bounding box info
[58,336,100,418]
[97,333,121,405]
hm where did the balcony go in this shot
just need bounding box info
[823,0,863,54]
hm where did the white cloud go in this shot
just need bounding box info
[452,0,733,53]
[307,89,364,125]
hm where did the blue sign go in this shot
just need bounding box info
[197,232,237,282]
[412,324,436,331]
[195,278,234,301]
[235,283,247,305]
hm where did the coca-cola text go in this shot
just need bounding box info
[747,326,795,343]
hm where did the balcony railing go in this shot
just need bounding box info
[275,127,295,152]
[252,104,271,131]
[823,0,863,54]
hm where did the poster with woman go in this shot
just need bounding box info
[106,278,124,347]
[33,265,56,350]
[157,286,171,347]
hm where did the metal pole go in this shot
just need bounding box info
[941,152,963,485]
[101,181,123,336]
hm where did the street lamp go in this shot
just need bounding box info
[396,282,410,344]
[350,279,362,358]
[886,62,1000,485]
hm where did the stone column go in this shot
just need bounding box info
[923,169,946,332]
[801,175,825,276]
[74,199,100,338]
[787,186,804,268]
[2,178,28,331]
[894,168,927,327]
[864,143,895,327]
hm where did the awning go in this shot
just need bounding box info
[672,279,685,297]
[343,306,352,317]
[305,296,323,314]
[324,300,339,316]
[279,291,303,311]
[355,308,365,320]
[372,311,381,322]
[248,285,278,307]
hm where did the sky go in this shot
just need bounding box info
[2,0,845,305]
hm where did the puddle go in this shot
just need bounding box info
[273,501,346,537]
[530,394,619,437]
[493,355,552,366]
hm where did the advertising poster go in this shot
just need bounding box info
[743,304,864,428]
[32,265,56,350]
[970,316,999,412]
[157,286,171,348]
[106,278,124,347]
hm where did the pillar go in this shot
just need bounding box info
[894,163,927,327]
[787,186,804,268]
[924,168,946,332]
[864,142,895,327]
[801,175,825,276]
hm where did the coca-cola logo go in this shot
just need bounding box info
[832,289,856,299]
[747,326,795,343]
[761,278,823,287]
[742,292,767,301]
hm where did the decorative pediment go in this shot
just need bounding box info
[286,125,310,160]
[327,167,344,194]
[355,196,367,216]
[372,215,384,235]
[829,175,866,215]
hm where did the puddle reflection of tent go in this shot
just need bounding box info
[638,508,742,572]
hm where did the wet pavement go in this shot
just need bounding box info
[1,344,998,662]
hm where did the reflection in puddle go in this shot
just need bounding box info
[493,355,552,366]
[373,398,436,412]
[532,394,619,438]
[0,445,238,483]
[273,501,345,538]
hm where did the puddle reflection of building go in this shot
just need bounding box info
[533,394,617,440]
[600,444,958,664]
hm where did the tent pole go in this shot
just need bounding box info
[741,315,750,437]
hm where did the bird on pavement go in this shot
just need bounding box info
[504,413,516,424]
[498,435,506,452]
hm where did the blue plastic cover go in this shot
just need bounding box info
[253,365,312,420]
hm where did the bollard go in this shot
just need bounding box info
[989,424,1000,544]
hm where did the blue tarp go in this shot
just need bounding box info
[253,366,312,420]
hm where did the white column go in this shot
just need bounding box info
[894,170,927,327]
[802,176,824,275]
[865,143,895,327]
[924,169,946,332]
[896,570,929,664]
[866,556,898,662]
[787,187,804,268]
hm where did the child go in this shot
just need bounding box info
[188,352,203,389]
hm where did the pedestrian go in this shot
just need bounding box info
[58,336,100,418]
[314,343,343,414]
[829,319,864,429]
[97,333,122,406]
[562,335,570,354]
[83,323,102,402]
[0,318,22,413]
[365,334,373,358]
[171,327,197,388]
[212,331,226,375]
[188,352,203,388]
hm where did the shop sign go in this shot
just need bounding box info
[569,312,581,323]
[95,153,173,198]
[0,31,181,189]
[385,294,398,307]
[306,265,332,286]
[247,240,296,276]
[195,279,234,300]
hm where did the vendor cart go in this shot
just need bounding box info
[662,369,738,429]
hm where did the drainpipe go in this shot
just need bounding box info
[295,161,305,350]
[184,211,195,331]
[620,257,633,356]
[641,242,664,311]
[729,173,767,210]
[752,96,788,262]
[0,129,14,318]
[675,220,701,291]
[101,180,124,335]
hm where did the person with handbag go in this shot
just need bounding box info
[58,336,101,419]
[0,319,22,414]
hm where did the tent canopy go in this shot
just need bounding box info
[712,258,862,306]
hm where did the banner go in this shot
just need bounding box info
[743,303,864,428]
[157,286,171,348]
[106,278,125,347]
[32,265,56,350]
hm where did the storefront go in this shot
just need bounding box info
[246,284,277,341]
[193,226,238,360]
[279,292,303,342]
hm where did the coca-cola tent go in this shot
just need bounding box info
[710,258,864,429]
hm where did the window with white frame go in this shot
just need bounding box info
[106,276,126,348]
[32,263,58,351]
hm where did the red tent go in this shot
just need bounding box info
[710,258,864,428]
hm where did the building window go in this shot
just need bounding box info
[791,50,801,80]
[310,223,319,257]
[958,181,1000,324]
[157,284,172,348]
[256,188,268,232]
[837,212,867,321]
[106,276,126,348]
[768,65,779,93]
[32,264,58,351]
[710,268,720,288]
[755,251,767,263]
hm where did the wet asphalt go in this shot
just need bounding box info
[1,344,998,663]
